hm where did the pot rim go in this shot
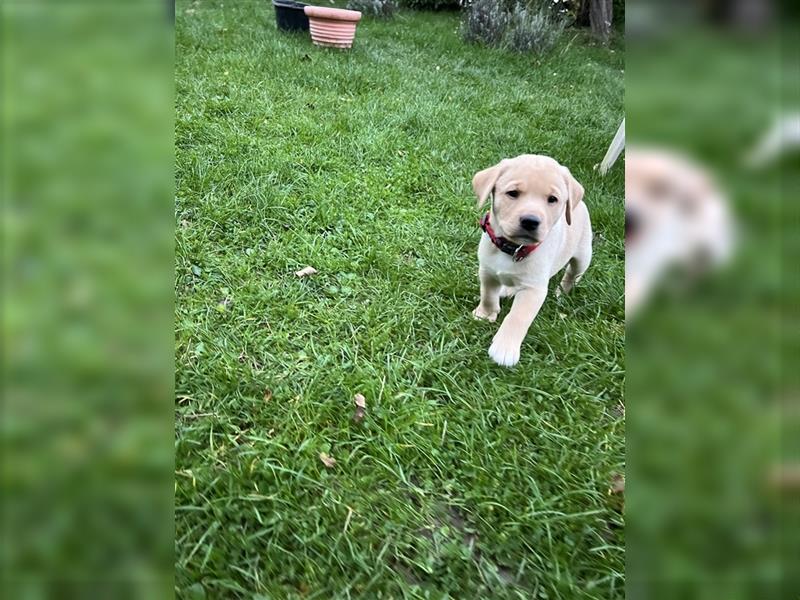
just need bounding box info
[303,5,362,21]
[272,0,308,8]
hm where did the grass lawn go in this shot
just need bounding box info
[175,1,624,598]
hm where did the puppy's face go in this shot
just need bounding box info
[625,149,705,247]
[473,155,584,244]
[625,148,731,256]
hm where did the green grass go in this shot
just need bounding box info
[175,1,624,597]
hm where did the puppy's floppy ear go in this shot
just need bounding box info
[472,160,507,209]
[561,166,585,226]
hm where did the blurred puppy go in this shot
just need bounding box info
[472,155,592,367]
[625,147,735,319]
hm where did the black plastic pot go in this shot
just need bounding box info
[273,0,309,32]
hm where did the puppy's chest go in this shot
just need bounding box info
[482,252,538,287]
[494,269,524,287]
[478,236,549,288]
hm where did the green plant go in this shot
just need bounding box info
[347,0,398,18]
[462,0,566,54]
[549,0,581,24]
[461,0,509,46]
[503,3,566,53]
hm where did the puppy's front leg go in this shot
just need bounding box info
[488,286,547,367]
[472,269,501,322]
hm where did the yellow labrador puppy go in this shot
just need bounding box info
[471,155,591,367]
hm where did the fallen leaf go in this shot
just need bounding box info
[353,393,367,423]
[319,452,336,468]
[295,266,317,278]
[264,389,273,402]
[768,463,800,491]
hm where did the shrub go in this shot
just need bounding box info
[462,0,566,54]
[503,3,566,53]
[461,0,509,46]
[347,0,398,18]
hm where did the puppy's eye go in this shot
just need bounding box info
[547,195,558,204]
[507,190,520,199]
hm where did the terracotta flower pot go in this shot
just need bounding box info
[303,6,362,49]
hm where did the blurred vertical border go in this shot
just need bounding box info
[1,0,175,596]
[625,0,799,598]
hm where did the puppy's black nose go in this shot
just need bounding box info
[520,216,540,231]
[625,210,638,237]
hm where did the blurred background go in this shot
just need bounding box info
[625,0,798,598]
[1,1,174,596]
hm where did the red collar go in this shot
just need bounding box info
[479,212,539,262]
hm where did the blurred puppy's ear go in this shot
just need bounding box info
[561,166,585,226]
[472,160,508,209]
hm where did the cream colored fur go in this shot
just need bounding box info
[472,154,592,367]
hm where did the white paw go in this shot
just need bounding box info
[472,305,498,322]
[488,336,521,367]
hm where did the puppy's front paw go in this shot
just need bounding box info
[488,335,521,367]
[472,305,498,322]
